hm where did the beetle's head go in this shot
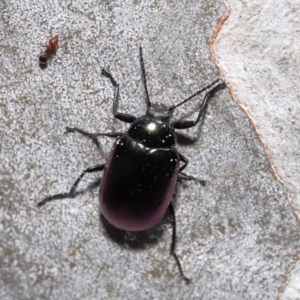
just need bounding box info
[146,102,172,123]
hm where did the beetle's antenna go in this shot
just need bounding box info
[169,79,223,111]
[139,46,151,109]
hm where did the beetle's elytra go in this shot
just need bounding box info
[38,47,225,282]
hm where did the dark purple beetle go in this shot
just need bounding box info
[100,115,179,232]
[38,47,224,282]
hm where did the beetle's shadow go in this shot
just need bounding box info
[175,108,207,146]
[78,176,169,250]
[99,212,171,251]
[176,131,198,146]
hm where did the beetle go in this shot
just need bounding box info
[38,47,225,282]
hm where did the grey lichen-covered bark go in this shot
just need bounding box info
[215,1,300,299]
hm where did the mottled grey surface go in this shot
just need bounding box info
[215,1,300,299]
[0,1,299,299]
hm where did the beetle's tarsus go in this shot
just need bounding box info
[65,126,74,133]
[169,202,190,282]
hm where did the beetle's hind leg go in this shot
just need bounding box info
[65,126,123,151]
[38,164,105,207]
[168,203,190,283]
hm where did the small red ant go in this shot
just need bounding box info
[38,28,63,66]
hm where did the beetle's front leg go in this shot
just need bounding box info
[172,80,225,130]
[65,126,124,150]
[38,163,105,207]
[102,69,137,123]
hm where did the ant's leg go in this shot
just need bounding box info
[38,164,105,207]
[168,202,190,283]
[172,81,225,129]
[65,126,124,150]
[101,69,136,123]
[39,27,54,49]
[139,46,151,109]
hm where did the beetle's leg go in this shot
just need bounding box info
[65,126,123,150]
[38,164,105,207]
[169,202,190,283]
[172,81,225,129]
[179,172,205,186]
[139,46,151,109]
[178,153,205,184]
[101,69,136,123]
[178,152,188,172]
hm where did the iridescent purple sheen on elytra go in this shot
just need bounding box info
[99,116,179,231]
